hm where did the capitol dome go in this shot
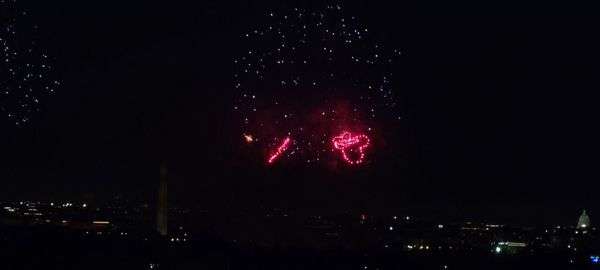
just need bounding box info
[577,210,591,229]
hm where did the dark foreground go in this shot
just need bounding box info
[1,225,598,270]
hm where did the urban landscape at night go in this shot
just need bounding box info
[1,0,598,269]
[2,199,600,269]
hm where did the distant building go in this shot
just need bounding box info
[494,241,527,255]
[157,163,168,236]
[577,210,591,229]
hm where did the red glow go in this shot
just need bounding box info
[332,131,370,165]
[268,137,291,164]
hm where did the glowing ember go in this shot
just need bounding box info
[267,137,291,164]
[332,131,370,165]
[243,134,254,143]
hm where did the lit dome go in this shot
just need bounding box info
[577,210,591,229]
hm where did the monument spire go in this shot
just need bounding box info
[157,162,168,236]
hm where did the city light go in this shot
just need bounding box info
[591,256,599,264]
[92,221,110,225]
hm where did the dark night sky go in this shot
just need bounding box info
[1,0,598,226]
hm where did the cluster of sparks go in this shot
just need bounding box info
[332,131,370,165]
[1,0,58,126]
[267,137,291,164]
[234,4,400,165]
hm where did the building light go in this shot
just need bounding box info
[92,221,110,225]
[591,256,599,264]
[389,226,394,231]
[495,246,502,254]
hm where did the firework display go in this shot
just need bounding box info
[267,136,291,164]
[233,4,401,166]
[1,0,58,126]
[332,131,370,165]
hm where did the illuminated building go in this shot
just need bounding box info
[494,242,527,255]
[157,163,168,236]
[577,210,591,229]
[92,220,110,225]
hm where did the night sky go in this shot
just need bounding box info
[1,0,598,226]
